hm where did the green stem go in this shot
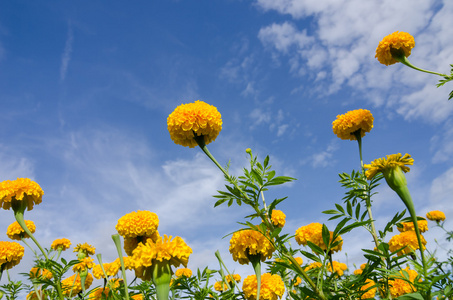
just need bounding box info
[397,56,448,77]
[152,261,172,300]
[248,254,261,300]
[20,237,37,256]
[112,234,130,300]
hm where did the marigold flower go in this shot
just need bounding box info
[360,279,377,299]
[332,109,373,141]
[214,281,229,292]
[328,261,348,276]
[6,220,36,240]
[51,238,71,251]
[124,232,160,256]
[61,273,93,296]
[132,234,192,280]
[227,274,242,283]
[295,223,343,253]
[398,220,428,233]
[389,267,420,298]
[116,210,159,238]
[304,262,322,272]
[167,100,223,148]
[26,290,48,300]
[354,269,363,275]
[426,210,446,222]
[294,277,302,286]
[294,257,303,265]
[242,273,285,300]
[389,231,426,256]
[30,267,53,279]
[229,229,275,265]
[114,256,135,271]
[131,295,144,300]
[89,287,110,300]
[0,241,25,270]
[92,261,120,279]
[73,243,96,256]
[175,268,192,278]
[0,178,44,211]
[375,31,415,66]
[364,153,413,181]
[72,257,95,272]
[271,210,286,228]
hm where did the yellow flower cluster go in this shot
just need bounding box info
[116,210,159,238]
[389,231,426,256]
[304,262,322,272]
[131,294,144,300]
[397,220,428,233]
[124,232,161,256]
[61,273,93,296]
[73,243,96,255]
[0,241,25,270]
[389,267,420,298]
[375,31,415,66]
[51,238,72,251]
[229,229,275,265]
[332,109,374,141]
[6,220,36,240]
[304,261,347,276]
[360,279,377,299]
[295,223,343,253]
[89,287,110,300]
[214,281,229,292]
[0,178,44,211]
[426,210,446,222]
[271,210,286,228]
[364,153,413,180]
[92,261,121,279]
[167,100,223,148]
[30,267,53,279]
[175,268,193,278]
[354,263,367,275]
[72,257,95,273]
[26,290,47,300]
[242,273,285,300]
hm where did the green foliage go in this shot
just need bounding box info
[436,64,453,100]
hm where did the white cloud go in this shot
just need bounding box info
[60,21,74,82]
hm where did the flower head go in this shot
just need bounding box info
[426,210,446,223]
[26,290,48,300]
[89,287,111,300]
[229,229,275,265]
[61,273,93,296]
[72,257,95,273]
[364,153,414,181]
[360,279,377,299]
[167,100,222,148]
[131,295,144,300]
[116,210,159,238]
[389,267,420,298]
[271,210,286,228]
[397,220,428,233]
[295,223,343,253]
[389,231,426,256]
[214,281,229,292]
[0,178,44,211]
[294,257,303,265]
[242,273,285,300]
[0,241,25,270]
[332,109,374,141]
[175,268,192,278]
[73,243,96,256]
[51,238,71,251]
[6,220,36,240]
[30,267,53,280]
[376,31,415,66]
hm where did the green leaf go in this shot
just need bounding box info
[251,169,263,186]
[335,203,345,214]
[396,292,424,300]
[214,198,228,207]
[306,241,325,256]
[323,209,340,215]
[322,224,330,249]
[264,155,270,168]
[355,202,361,219]
[338,221,370,235]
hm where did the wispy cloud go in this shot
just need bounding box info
[60,21,74,82]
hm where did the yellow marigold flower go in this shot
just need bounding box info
[426,210,446,222]
[398,220,428,233]
[389,267,420,298]
[271,210,286,228]
[242,273,285,300]
[131,295,144,300]
[332,109,373,141]
[304,262,322,272]
[229,229,275,265]
[364,153,413,181]
[295,223,343,253]
[214,281,229,292]
[109,278,123,289]
[360,279,377,299]
[92,261,120,279]
[354,269,363,275]
[51,238,71,251]
[114,256,135,271]
[30,267,53,279]
[167,100,223,148]
[328,261,348,276]
[132,234,192,280]
[26,290,48,300]
[227,274,241,283]
[175,268,192,278]
[295,256,303,265]
[116,210,159,238]
[61,273,93,296]
[72,257,95,272]
[0,178,44,211]
[0,241,25,270]
[89,287,110,300]
[294,277,302,286]
[124,232,160,256]
[389,231,426,256]
[375,31,415,66]
[73,243,96,256]
[6,220,36,240]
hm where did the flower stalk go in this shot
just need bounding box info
[112,234,130,300]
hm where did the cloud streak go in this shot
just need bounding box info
[60,21,74,82]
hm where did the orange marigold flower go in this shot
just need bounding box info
[389,267,420,298]
[167,100,223,148]
[0,178,44,211]
[271,210,286,228]
[51,238,71,251]
[229,229,275,265]
[0,241,25,270]
[6,220,36,240]
[397,220,428,233]
[175,268,192,278]
[242,273,285,300]
[116,210,159,238]
[30,267,53,279]
[389,231,426,256]
[61,273,93,296]
[426,210,446,222]
[295,223,343,253]
[73,243,96,256]
[332,109,373,141]
[364,153,413,181]
[360,279,377,299]
[375,31,415,66]
[131,295,144,300]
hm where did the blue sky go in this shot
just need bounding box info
[1,0,453,288]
